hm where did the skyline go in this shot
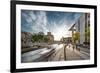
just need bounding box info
[21,10,83,41]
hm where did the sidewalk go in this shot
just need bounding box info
[48,44,90,61]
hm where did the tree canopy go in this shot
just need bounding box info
[73,32,80,43]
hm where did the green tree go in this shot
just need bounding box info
[32,34,44,42]
[73,32,80,43]
[72,32,80,49]
[85,26,90,42]
[43,36,49,42]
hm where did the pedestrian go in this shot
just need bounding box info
[73,43,75,50]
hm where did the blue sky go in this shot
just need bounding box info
[21,10,83,40]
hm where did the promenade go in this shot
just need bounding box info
[48,44,90,61]
[21,44,90,63]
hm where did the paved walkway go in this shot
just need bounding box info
[48,44,90,61]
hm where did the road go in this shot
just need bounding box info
[21,44,90,63]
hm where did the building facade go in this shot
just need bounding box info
[69,13,90,45]
[60,37,72,43]
[21,32,33,48]
[46,32,54,44]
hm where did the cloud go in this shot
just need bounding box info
[21,10,82,41]
[49,18,72,40]
[21,10,49,34]
[34,11,48,34]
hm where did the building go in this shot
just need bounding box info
[21,32,33,48]
[69,13,90,45]
[60,37,72,43]
[46,32,54,44]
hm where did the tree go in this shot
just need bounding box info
[72,32,80,49]
[73,32,80,43]
[85,26,90,42]
[43,36,49,42]
[32,34,44,42]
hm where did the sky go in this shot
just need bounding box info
[21,10,83,41]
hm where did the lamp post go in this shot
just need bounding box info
[64,44,67,60]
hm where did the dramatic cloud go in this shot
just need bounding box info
[46,17,68,40]
[21,10,82,41]
[21,10,49,34]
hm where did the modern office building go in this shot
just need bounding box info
[69,13,90,45]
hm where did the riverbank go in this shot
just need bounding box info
[21,45,51,53]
